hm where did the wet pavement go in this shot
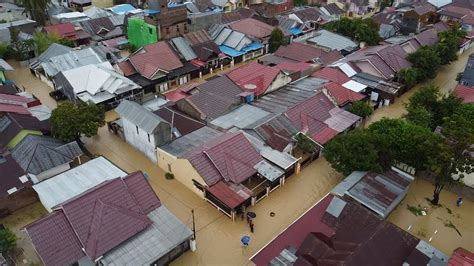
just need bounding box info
[3,46,474,265]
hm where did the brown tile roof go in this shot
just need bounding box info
[0,154,29,197]
[117,60,137,76]
[414,29,439,46]
[154,105,205,136]
[183,30,221,61]
[184,132,262,186]
[274,42,342,65]
[229,18,274,39]
[323,82,365,106]
[129,42,183,79]
[292,7,322,23]
[206,180,249,209]
[25,172,161,263]
[226,62,281,96]
[312,67,351,84]
[44,23,91,41]
[414,3,436,15]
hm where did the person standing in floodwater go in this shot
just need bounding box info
[456,198,463,207]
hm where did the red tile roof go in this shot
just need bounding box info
[117,60,137,76]
[226,62,281,96]
[448,248,474,266]
[129,42,183,79]
[229,18,274,39]
[184,132,262,186]
[0,104,30,115]
[324,82,365,106]
[26,211,85,266]
[26,172,161,263]
[274,62,313,73]
[206,181,248,209]
[274,42,327,63]
[44,23,90,41]
[251,195,336,265]
[454,84,474,103]
[312,67,351,84]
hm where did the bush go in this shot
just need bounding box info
[165,172,174,180]
[0,228,16,254]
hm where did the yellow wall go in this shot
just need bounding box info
[157,149,207,198]
[7,130,43,149]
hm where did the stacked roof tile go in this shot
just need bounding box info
[226,62,281,96]
[128,42,183,79]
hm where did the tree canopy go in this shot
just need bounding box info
[323,17,380,45]
[0,228,16,254]
[51,102,105,142]
[17,0,51,26]
[33,32,74,55]
[269,28,286,53]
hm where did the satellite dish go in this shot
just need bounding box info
[243,84,257,90]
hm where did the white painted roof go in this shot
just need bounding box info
[342,80,367,93]
[33,156,127,212]
[337,63,357,77]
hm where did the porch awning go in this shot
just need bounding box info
[254,160,284,182]
[207,181,250,209]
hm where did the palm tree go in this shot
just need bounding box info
[17,0,51,26]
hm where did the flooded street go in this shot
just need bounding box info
[3,46,473,265]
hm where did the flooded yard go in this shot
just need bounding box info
[389,179,474,255]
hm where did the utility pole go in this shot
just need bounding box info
[190,209,197,252]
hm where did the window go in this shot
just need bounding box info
[148,133,151,142]
[136,125,139,134]
[168,164,172,172]
[193,179,204,192]
[149,27,153,35]
[166,27,170,35]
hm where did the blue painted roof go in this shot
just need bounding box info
[219,45,245,57]
[110,4,136,14]
[241,42,264,52]
[144,9,160,15]
[288,27,303,36]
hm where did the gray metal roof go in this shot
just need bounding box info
[31,43,73,69]
[306,30,358,52]
[33,156,127,212]
[41,47,105,77]
[171,37,197,61]
[210,104,271,131]
[254,160,283,182]
[159,126,222,157]
[101,206,192,265]
[116,100,163,134]
[11,135,83,176]
[325,196,347,218]
[331,171,365,197]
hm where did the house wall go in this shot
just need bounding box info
[157,149,207,198]
[175,99,205,121]
[36,163,71,182]
[0,187,38,218]
[265,72,292,95]
[128,18,158,49]
[7,130,42,149]
[122,118,163,163]
[53,72,77,102]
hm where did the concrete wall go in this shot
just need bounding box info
[265,72,292,95]
[122,118,162,163]
[157,149,206,198]
[0,187,38,218]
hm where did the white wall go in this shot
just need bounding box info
[36,163,71,182]
[122,118,159,163]
[265,72,292,95]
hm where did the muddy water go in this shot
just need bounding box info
[389,179,474,255]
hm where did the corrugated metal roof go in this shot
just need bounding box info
[307,30,358,52]
[171,37,197,61]
[11,135,83,176]
[31,43,73,69]
[254,160,283,182]
[116,100,163,134]
[33,156,127,212]
[100,206,192,265]
[160,126,222,157]
[325,196,346,218]
[211,104,271,130]
[41,48,104,77]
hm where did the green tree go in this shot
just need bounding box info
[17,0,51,26]
[324,129,392,175]
[293,0,306,6]
[398,68,419,88]
[269,28,286,53]
[294,133,319,154]
[323,17,379,45]
[0,228,16,254]
[427,114,474,205]
[404,106,434,129]
[355,23,380,46]
[0,42,8,58]
[407,46,441,81]
[349,101,373,126]
[51,102,105,143]
[33,32,74,54]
